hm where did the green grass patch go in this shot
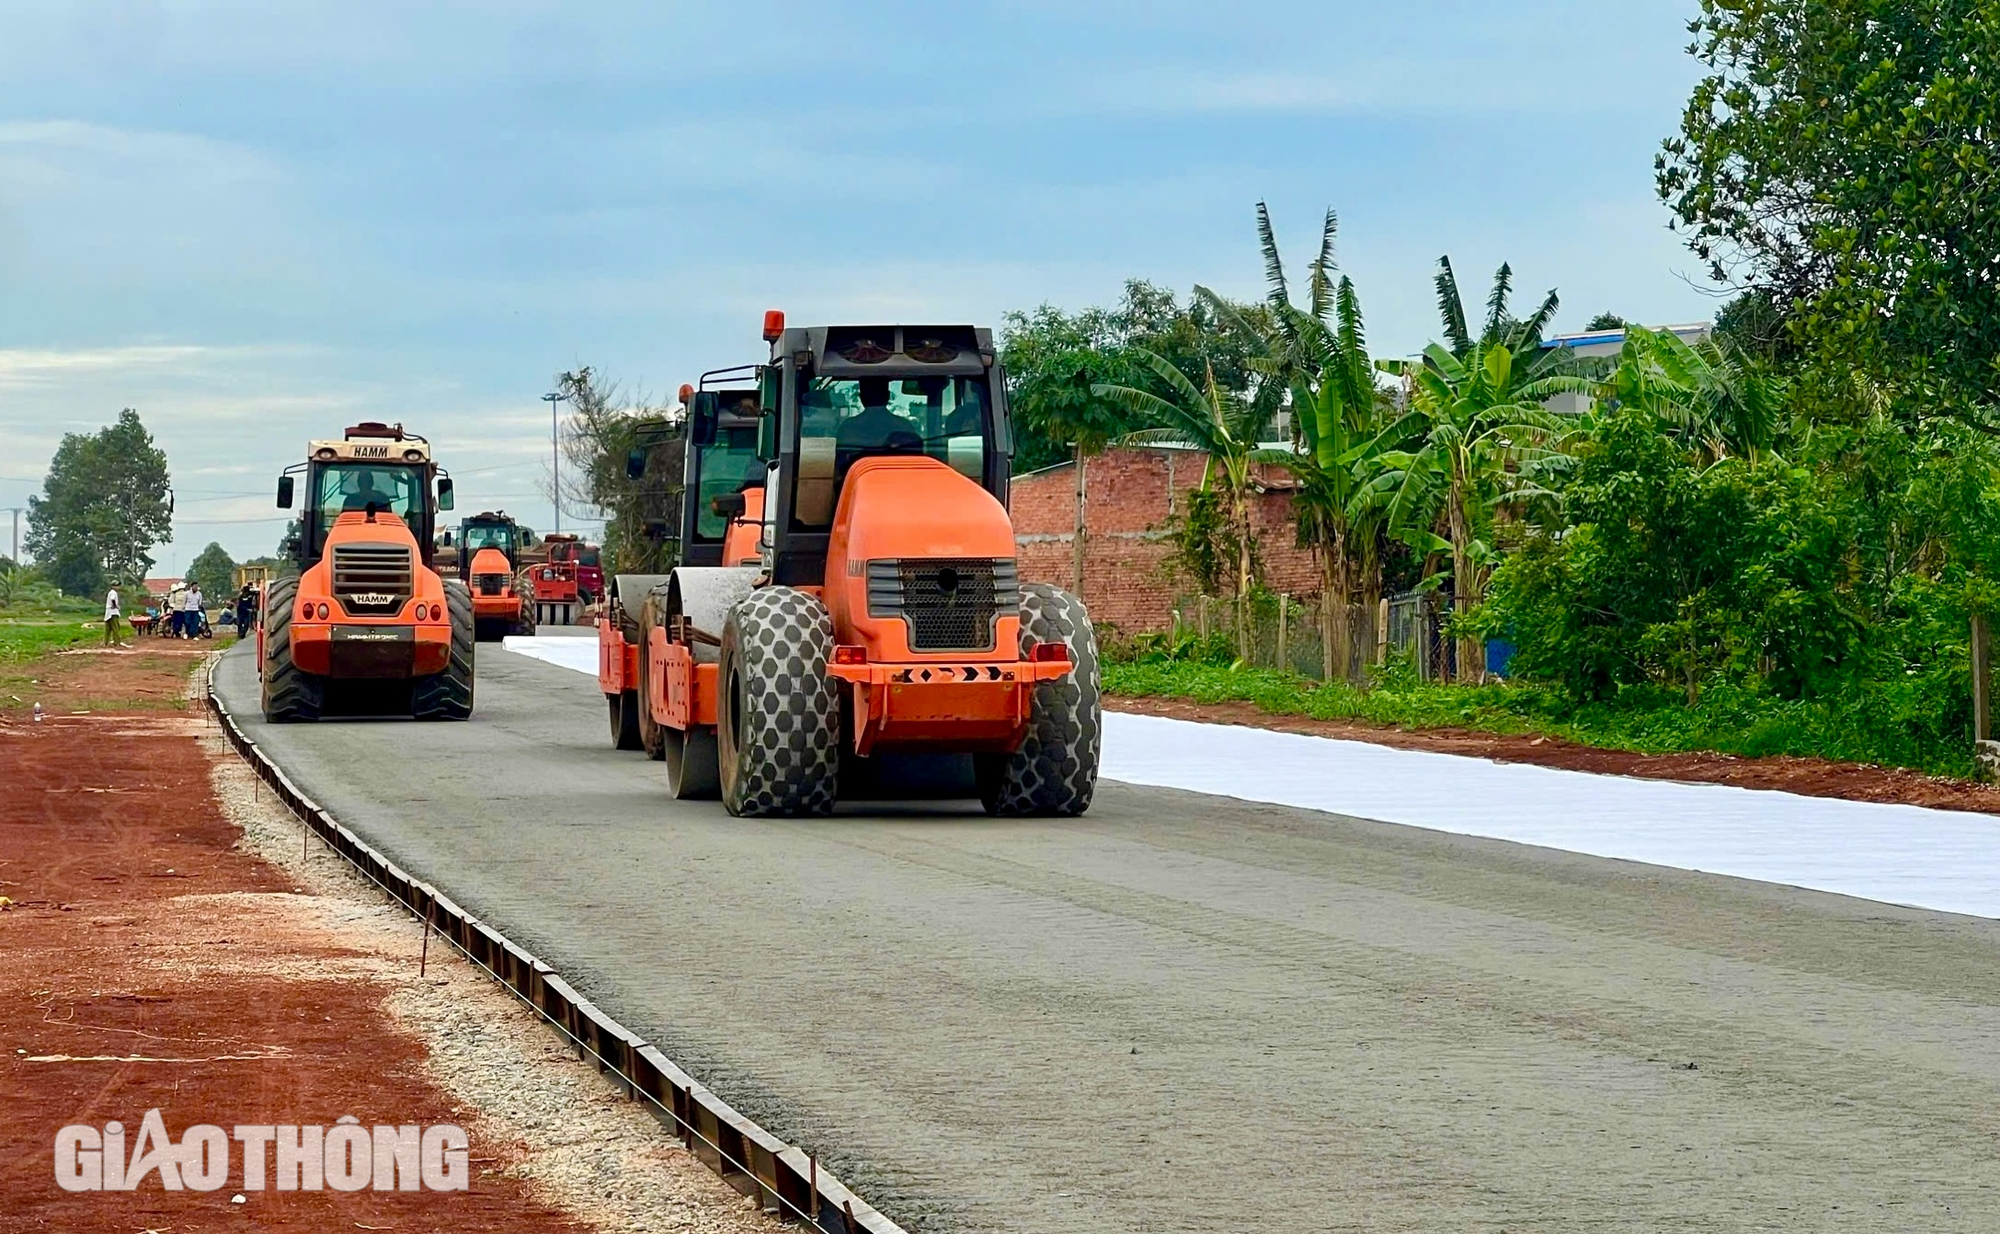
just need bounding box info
[1103,661,1980,781]
[65,695,190,714]
[0,609,211,713]
[0,616,100,662]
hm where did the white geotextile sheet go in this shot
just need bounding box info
[504,633,598,676]
[502,636,2000,918]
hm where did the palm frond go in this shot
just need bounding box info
[1190,285,1268,357]
[1125,345,1212,419]
[1250,444,1306,466]
[1418,342,1470,386]
[1515,375,1596,404]
[1332,276,1374,415]
[1307,206,1339,322]
[1434,256,1472,354]
[1091,382,1209,447]
[1482,262,1515,341]
[1256,201,1290,313]
[1513,286,1561,349]
[1120,426,1202,447]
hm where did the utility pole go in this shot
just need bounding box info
[542,391,568,533]
[3,507,20,565]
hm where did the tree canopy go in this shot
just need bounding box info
[186,542,237,599]
[555,367,684,573]
[24,409,173,596]
[1001,279,1267,472]
[1658,0,2000,411]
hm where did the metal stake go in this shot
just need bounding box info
[419,914,431,977]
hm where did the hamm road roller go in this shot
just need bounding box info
[635,315,1101,817]
[452,510,537,641]
[602,370,765,749]
[259,422,474,722]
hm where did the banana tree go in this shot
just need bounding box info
[1194,202,1341,420]
[1599,326,1779,464]
[1433,255,1564,359]
[1253,274,1399,679]
[1094,346,1270,656]
[1193,201,1409,677]
[1375,341,1591,681]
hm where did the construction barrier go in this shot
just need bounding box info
[205,658,905,1234]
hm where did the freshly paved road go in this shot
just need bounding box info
[215,638,2000,1233]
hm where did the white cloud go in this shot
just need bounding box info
[0,343,212,385]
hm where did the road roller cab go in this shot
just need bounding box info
[637,316,1101,818]
[257,422,475,722]
[599,371,766,750]
[455,511,536,641]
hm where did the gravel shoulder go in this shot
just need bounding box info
[207,720,780,1234]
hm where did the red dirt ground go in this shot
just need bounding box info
[0,647,587,1232]
[1108,694,2000,815]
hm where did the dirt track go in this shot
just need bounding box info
[0,647,774,1233]
[211,638,2000,1232]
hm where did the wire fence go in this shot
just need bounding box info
[1168,590,1457,684]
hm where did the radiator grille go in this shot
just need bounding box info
[475,573,508,596]
[331,542,414,612]
[866,557,1019,652]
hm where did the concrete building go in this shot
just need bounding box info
[1539,322,1710,414]
[1008,444,1319,635]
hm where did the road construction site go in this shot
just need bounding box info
[212,632,2000,1233]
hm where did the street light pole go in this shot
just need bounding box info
[542,391,568,534]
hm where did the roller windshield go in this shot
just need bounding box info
[310,463,426,555]
[792,375,990,528]
[696,425,765,539]
[460,523,515,554]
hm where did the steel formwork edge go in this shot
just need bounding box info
[204,660,907,1234]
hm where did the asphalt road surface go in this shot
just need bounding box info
[215,638,2000,1233]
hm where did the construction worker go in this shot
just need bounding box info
[838,377,921,453]
[342,470,392,512]
[235,582,259,635]
[102,584,123,647]
[166,581,188,637]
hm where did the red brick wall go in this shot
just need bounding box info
[1009,446,1319,634]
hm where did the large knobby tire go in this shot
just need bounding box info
[260,576,324,723]
[717,587,839,817]
[977,584,1101,816]
[412,579,475,720]
[608,689,642,751]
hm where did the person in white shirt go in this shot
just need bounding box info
[103,585,123,646]
[183,584,204,639]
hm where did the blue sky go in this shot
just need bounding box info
[0,0,1717,566]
